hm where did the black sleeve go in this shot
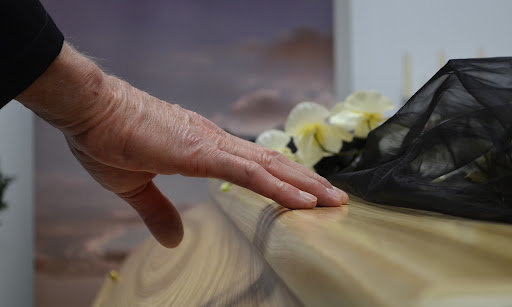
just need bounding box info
[0,0,64,107]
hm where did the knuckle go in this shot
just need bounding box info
[184,133,204,150]
[273,150,288,162]
[182,133,215,160]
[268,149,282,159]
[275,180,286,193]
[170,103,185,112]
[260,150,280,169]
[244,161,263,178]
[268,180,287,201]
[187,109,199,116]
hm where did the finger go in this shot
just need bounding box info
[189,111,334,190]
[265,157,347,206]
[118,181,184,248]
[222,132,334,189]
[206,150,318,209]
[217,137,348,206]
[188,111,334,194]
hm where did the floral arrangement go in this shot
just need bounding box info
[256,90,395,171]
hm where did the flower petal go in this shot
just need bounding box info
[330,101,345,115]
[319,124,353,153]
[294,128,325,168]
[256,129,290,152]
[318,125,342,153]
[345,90,395,113]
[369,114,384,130]
[354,121,372,138]
[329,110,365,131]
[285,102,330,137]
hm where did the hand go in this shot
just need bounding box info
[18,43,349,248]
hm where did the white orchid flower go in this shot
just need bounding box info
[256,129,295,161]
[284,102,352,168]
[330,90,395,138]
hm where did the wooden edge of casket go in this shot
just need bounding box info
[208,180,512,307]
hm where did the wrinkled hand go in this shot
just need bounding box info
[18,43,348,248]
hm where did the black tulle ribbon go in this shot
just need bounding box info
[316,58,512,223]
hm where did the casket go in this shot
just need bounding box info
[92,180,512,306]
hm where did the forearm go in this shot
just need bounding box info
[16,43,110,136]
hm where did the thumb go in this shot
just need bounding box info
[118,181,184,248]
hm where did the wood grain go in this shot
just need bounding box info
[92,202,301,307]
[209,180,512,307]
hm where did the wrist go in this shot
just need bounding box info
[16,43,110,135]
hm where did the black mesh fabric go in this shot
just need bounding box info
[320,58,512,222]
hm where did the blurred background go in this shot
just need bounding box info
[0,0,511,306]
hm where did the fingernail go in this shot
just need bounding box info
[299,191,317,204]
[327,187,344,203]
[331,187,349,205]
[337,187,349,204]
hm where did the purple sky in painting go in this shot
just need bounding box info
[42,0,333,116]
[44,0,332,46]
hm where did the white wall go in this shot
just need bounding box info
[0,101,34,306]
[335,0,512,107]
